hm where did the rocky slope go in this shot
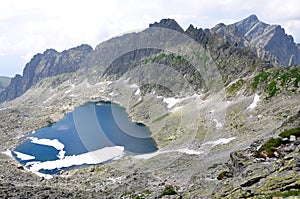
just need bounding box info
[211,14,300,66]
[0,17,299,198]
[0,76,10,93]
[0,44,92,102]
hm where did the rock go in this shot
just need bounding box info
[290,135,296,141]
[149,18,184,33]
[0,44,93,102]
[210,14,300,66]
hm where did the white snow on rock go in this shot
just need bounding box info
[134,147,202,160]
[247,94,260,109]
[202,137,236,146]
[13,151,35,161]
[162,94,200,109]
[135,88,141,95]
[129,83,139,88]
[212,119,223,129]
[27,146,125,172]
[2,149,13,158]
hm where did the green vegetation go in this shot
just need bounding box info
[161,187,177,196]
[255,138,287,158]
[226,79,245,96]
[252,71,269,89]
[143,53,185,64]
[266,189,300,199]
[279,127,300,138]
[267,81,277,98]
[153,113,170,123]
[251,67,300,98]
[217,171,232,180]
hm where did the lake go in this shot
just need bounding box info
[12,101,157,175]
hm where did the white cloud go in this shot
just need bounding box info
[0,0,299,77]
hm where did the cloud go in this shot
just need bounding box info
[0,0,299,76]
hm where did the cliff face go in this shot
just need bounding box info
[0,44,92,102]
[0,76,10,93]
[211,14,300,66]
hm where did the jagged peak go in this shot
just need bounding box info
[43,48,58,55]
[149,18,184,33]
[244,14,259,23]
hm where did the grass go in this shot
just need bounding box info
[255,138,287,158]
[279,127,300,138]
[266,189,300,199]
[251,67,300,98]
[267,81,277,98]
[226,79,245,96]
[152,113,170,123]
[161,188,177,196]
[252,71,269,89]
[217,171,232,180]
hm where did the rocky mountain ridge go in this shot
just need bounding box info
[211,14,300,66]
[0,44,92,102]
[0,16,267,103]
[0,16,299,198]
[0,76,10,93]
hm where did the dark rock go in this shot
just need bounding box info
[210,14,300,66]
[149,19,184,33]
[0,44,93,102]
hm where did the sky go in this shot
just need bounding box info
[0,0,300,77]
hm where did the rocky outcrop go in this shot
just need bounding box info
[0,44,92,102]
[213,131,300,198]
[149,18,184,33]
[211,14,300,66]
[0,76,10,93]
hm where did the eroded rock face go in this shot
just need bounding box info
[211,14,300,67]
[213,139,300,198]
[0,44,93,102]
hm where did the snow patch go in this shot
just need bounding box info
[129,83,139,88]
[212,119,223,129]
[134,147,202,160]
[27,146,125,172]
[135,88,141,95]
[29,137,65,159]
[109,92,118,97]
[14,151,35,161]
[247,94,260,109]
[176,148,203,155]
[203,137,236,146]
[29,137,64,151]
[0,107,7,111]
[162,94,200,109]
[2,149,13,158]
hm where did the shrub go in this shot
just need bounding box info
[255,138,286,158]
[279,127,300,138]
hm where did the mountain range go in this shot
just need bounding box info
[0,15,299,198]
[1,14,299,102]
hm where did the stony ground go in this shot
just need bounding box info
[0,73,299,198]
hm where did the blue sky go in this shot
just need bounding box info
[1,0,300,77]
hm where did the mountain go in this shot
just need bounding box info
[0,17,299,198]
[0,44,92,102]
[0,76,10,93]
[211,14,300,66]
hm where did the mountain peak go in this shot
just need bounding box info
[234,14,260,35]
[149,18,184,33]
[245,14,259,23]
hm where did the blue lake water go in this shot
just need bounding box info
[13,101,157,174]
